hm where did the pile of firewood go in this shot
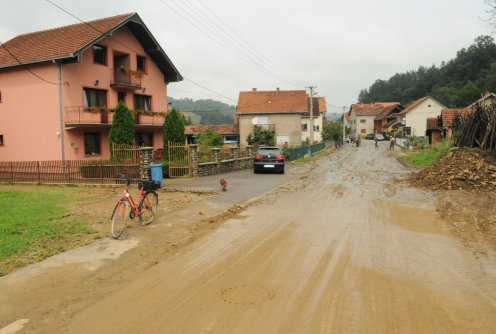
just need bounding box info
[454,104,496,154]
[408,148,496,191]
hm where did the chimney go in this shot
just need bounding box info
[252,88,257,92]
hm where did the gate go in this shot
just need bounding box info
[168,142,192,178]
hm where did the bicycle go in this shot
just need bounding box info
[111,173,161,239]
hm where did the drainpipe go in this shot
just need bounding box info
[57,61,66,161]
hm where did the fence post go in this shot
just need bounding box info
[247,146,253,168]
[10,162,14,183]
[139,147,153,180]
[37,161,41,184]
[190,144,199,177]
[231,146,239,170]
[213,148,221,174]
[100,159,104,184]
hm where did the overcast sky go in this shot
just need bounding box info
[0,0,492,112]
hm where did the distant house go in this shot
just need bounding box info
[236,88,326,147]
[467,91,496,108]
[184,124,239,146]
[348,102,402,137]
[427,108,475,144]
[301,97,327,143]
[0,13,182,161]
[396,96,446,137]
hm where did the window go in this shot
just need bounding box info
[314,125,320,131]
[361,129,366,133]
[0,135,4,146]
[137,55,146,73]
[134,94,151,112]
[84,133,101,155]
[302,124,308,131]
[118,92,126,104]
[83,88,107,109]
[136,132,153,146]
[360,119,366,124]
[93,45,107,65]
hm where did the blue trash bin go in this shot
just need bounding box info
[149,163,163,186]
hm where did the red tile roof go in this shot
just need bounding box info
[184,124,239,135]
[397,96,431,115]
[351,102,401,117]
[441,108,474,127]
[0,14,133,67]
[237,89,308,114]
[303,97,327,117]
[0,13,182,81]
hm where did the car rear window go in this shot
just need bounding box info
[258,148,281,155]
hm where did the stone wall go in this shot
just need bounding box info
[190,145,253,177]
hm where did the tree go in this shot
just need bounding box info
[322,122,343,148]
[195,128,224,148]
[163,108,185,160]
[246,126,276,146]
[109,102,135,157]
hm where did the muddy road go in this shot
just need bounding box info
[2,140,496,333]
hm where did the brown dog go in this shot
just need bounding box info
[220,178,227,192]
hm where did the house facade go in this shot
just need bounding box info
[236,88,326,148]
[300,97,327,143]
[0,13,182,161]
[396,96,445,137]
[349,102,402,137]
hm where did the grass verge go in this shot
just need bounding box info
[401,140,453,167]
[0,189,97,276]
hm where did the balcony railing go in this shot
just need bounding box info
[111,68,142,89]
[65,107,164,127]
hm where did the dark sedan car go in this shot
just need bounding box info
[254,146,285,174]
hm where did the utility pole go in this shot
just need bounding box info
[306,86,317,147]
[342,106,346,144]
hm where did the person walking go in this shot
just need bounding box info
[389,136,395,150]
[375,137,379,149]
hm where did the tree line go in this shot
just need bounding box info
[358,35,496,107]
[168,97,235,125]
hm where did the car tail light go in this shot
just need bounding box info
[276,155,284,160]
[255,155,263,159]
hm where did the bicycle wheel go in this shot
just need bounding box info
[111,200,130,239]
[138,191,158,226]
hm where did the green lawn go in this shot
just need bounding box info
[402,140,453,167]
[0,190,96,276]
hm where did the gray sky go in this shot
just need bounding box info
[0,0,492,112]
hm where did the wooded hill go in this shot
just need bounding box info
[168,97,235,125]
[358,35,496,107]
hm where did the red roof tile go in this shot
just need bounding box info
[426,117,440,130]
[441,108,474,127]
[0,13,182,81]
[184,124,238,135]
[0,13,133,67]
[237,89,308,114]
[303,97,327,117]
[397,96,431,115]
[351,102,401,117]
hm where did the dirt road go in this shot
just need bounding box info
[2,140,496,333]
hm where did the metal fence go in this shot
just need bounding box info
[0,160,140,184]
[283,142,326,161]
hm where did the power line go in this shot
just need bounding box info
[160,0,304,87]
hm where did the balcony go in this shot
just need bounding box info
[64,107,164,128]
[110,68,142,90]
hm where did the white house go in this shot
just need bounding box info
[396,96,446,137]
[349,102,401,138]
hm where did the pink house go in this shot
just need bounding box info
[0,13,182,161]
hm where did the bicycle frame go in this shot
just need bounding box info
[117,181,147,216]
